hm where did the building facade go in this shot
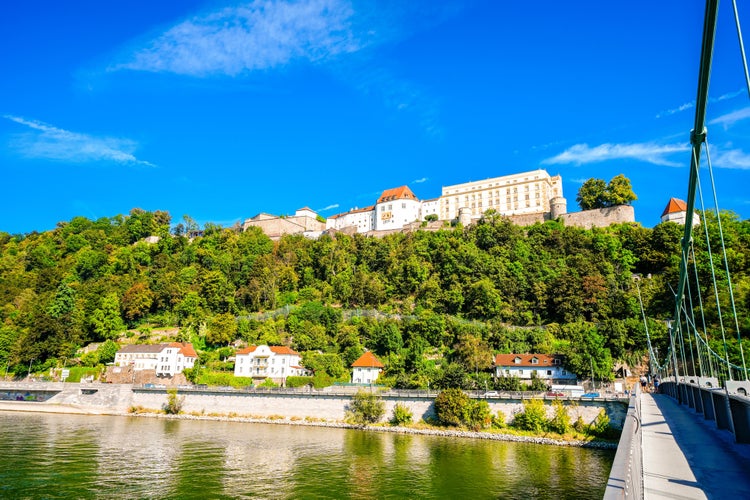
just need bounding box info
[351,351,384,384]
[439,169,564,222]
[493,354,576,384]
[114,343,198,377]
[234,345,310,385]
[242,207,326,240]
[325,169,566,234]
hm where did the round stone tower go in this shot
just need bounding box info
[549,196,567,219]
[458,207,473,227]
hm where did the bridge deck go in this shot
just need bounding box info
[642,393,750,499]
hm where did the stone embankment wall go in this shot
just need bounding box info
[1,383,627,428]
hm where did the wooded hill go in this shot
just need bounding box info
[1,208,748,388]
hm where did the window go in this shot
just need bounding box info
[547,370,552,376]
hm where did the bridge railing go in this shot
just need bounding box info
[604,385,642,500]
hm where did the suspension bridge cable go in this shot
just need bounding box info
[732,0,750,99]
[703,140,748,380]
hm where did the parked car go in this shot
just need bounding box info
[484,391,499,398]
[546,391,565,397]
[580,392,600,398]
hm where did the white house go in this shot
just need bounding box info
[493,354,576,384]
[351,351,384,385]
[234,345,310,385]
[114,342,198,376]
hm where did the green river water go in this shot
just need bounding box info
[0,411,614,499]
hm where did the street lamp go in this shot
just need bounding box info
[27,358,34,380]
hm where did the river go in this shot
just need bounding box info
[0,411,614,499]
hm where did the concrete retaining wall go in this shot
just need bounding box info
[0,382,627,428]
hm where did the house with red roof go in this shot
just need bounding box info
[661,197,700,226]
[493,354,576,384]
[351,351,384,385]
[234,345,310,385]
[114,342,198,377]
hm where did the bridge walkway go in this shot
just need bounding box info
[641,392,750,499]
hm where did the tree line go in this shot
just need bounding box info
[0,205,747,388]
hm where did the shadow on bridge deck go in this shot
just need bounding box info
[642,393,750,499]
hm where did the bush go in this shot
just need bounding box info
[548,400,571,434]
[347,390,385,425]
[529,372,548,392]
[258,378,277,388]
[434,388,470,427]
[463,399,492,431]
[390,403,413,426]
[589,409,617,439]
[164,388,184,415]
[286,376,314,388]
[512,399,548,433]
[495,375,522,391]
[492,410,507,429]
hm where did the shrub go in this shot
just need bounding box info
[573,416,586,433]
[434,388,470,427]
[347,390,385,425]
[590,409,617,438]
[463,399,492,431]
[164,388,184,415]
[286,376,314,388]
[390,403,413,426]
[258,378,277,388]
[495,375,522,391]
[492,410,507,429]
[548,400,571,434]
[529,372,548,392]
[512,399,548,433]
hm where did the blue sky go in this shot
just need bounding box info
[2,0,750,234]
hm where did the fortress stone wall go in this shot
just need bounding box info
[559,205,635,229]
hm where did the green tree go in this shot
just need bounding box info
[577,178,608,210]
[604,174,637,206]
[206,313,238,346]
[91,293,125,340]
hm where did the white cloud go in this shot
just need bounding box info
[116,0,361,76]
[542,142,689,167]
[320,203,340,211]
[656,102,694,119]
[709,107,750,129]
[4,115,154,167]
[412,177,428,183]
[710,147,750,170]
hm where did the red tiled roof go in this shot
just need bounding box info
[235,345,299,356]
[377,186,417,204]
[352,351,384,368]
[494,354,562,367]
[661,198,687,217]
[178,343,198,358]
[269,346,300,356]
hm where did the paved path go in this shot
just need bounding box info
[642,393,750,499]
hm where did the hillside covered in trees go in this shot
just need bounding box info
[1,208,748,388]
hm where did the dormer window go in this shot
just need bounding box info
[553,359,561,365]
[531,357,539,365]
[514,357,521,364]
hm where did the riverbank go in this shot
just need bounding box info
[0,400,617,449]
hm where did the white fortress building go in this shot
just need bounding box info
[326,169,566,233]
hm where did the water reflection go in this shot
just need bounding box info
[0,413,613,499]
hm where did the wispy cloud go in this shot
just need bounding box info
[115,0,361,76]
[709,146,750,170]
[709,106,750,129]
[412,177,428,184]
[656,102,694,119]
[542,142,689,167]
[4,115,154,167]
[319,203,340,211]
[655,89,745,119]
